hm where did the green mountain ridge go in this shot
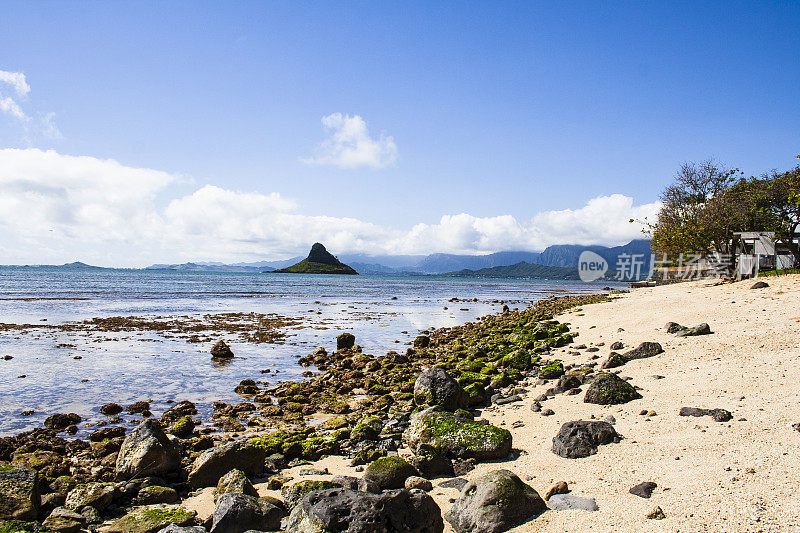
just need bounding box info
[444,261,584,280]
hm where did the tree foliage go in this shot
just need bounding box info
[647,157,800,265]
[650,159,741,257]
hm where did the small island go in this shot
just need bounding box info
[271,243,359,275]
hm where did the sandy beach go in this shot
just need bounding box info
[181,275,800,532]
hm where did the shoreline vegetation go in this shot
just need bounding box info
[1,274,798,531]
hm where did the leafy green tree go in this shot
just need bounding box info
[649,159,741,258]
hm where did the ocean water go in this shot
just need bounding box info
[0,267,618,436]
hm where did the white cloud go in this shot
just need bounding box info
[0,70,60,137]
[0,70,30,96]
[0,148,659,266]
[389,195,660,255]
[41,112,62,139]
[0,148,175,246]
[301,113,398,169]
[0,96,28,122]
[0,70,31,123]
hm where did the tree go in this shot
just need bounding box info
[723,164,800,264]
[649,159,741,258]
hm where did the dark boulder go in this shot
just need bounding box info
[445,470,546,533]
[413,335,431,349]
[188,441,267,489]
[281,480,343,509]
[623,342,664,360]
[413,368,464,411]
[210,493,282,533]
[555,375,582,393]
[679,407,733,422]
[44,413,81,430]
[675,323,712,337]
[285,488,443,533]
[750,281,769,289]
[601,352,627,370]
[410,444,454,478]
[215,469,259,503]
[360,456,419,492]
[630,481,657,498]
[552,421,619,459]
[211,340,234,359]
[584,373,642,405]
[100,403,124,416]
[336,333,355,351]
[116,419,181,480]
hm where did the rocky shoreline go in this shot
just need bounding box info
[3,276,796,532]
[0,291,618,532]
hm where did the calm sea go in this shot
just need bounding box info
[0,266,618,436]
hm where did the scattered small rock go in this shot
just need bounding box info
[629,481,657,498]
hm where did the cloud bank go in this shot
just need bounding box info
[302,113,398,169]
[0,148,659,266]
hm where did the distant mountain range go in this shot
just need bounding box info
[444,262,583,280]
[8,239,652,279]
[142,239,652,277]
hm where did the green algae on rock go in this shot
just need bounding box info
[405,409,512,460]
[106,505,196,533]
[584,373,642,405]
[361,456,419,491]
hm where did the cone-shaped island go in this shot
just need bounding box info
[271,243,358,275]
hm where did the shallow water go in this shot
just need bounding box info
[0,267,619,436]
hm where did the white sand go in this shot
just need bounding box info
[184,275,800,532]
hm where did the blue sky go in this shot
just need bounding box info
[1,1,798,265]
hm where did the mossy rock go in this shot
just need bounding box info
[248,431,296,455]
[0,466,38,521]
[169,416,195,438]
[584,373,642,405]
[137,485,179,505]
[457,371,490,386]
[405,410,512,461]
[106,505,196,533]
[361,456,419,492]
[281,480,341,509]
[0,521,39,533]
[321,399,350,414]
[215,469,258,503]
[319,416,349,431]
[539,360,565,379]
[499,350,532,371]
[359,416,384,433]
[462,382,487,407]
[350,423,378,442]
[299,436,339,460]
[456,360,485,373]
[350,447,386,466]
[602,352,628,369]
